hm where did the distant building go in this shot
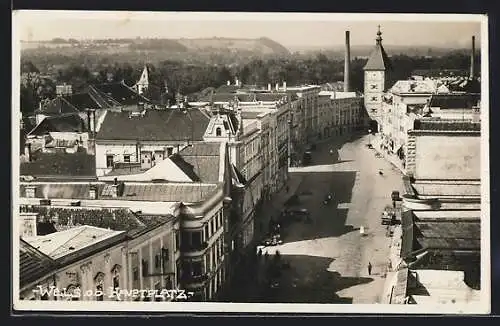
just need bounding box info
[318,91,364,138]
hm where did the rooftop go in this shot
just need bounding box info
[96,108,210,141]
[363,29,392,71]
[413,119,481,132]
[20,182,220,203]
[429,94,480,110]
[27,114,87,137]
[20,239,57,288]
[20,152,96,178]
[23,225,124,260]
[35,96,80,115]
[408,270,481,305]
[93,81,151,105]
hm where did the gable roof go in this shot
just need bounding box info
[171,142,222,183]
[20,239,57,288]
[96,108,210,141]
[36,96,80,115]
[27,114,87,137]
[23,225,125,260]
[20,152,96,177]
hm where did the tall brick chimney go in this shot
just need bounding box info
[344,30,351,92]
[470,36,476,79]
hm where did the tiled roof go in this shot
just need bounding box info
[27,114,86,136]
[20,239,57,288]
[363,43,391,71]
[96,108,210,141]
[413,119,481,131]
[20,152,96,177]
[400,211,414,258]
[429,94,480,109]
[23,225,124,260]
[20,182,220,203]
[171,143,222,183]
[415,220,480,251]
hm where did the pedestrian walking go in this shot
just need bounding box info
[368,262,372,275]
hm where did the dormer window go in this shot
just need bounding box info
[216,127,222,136]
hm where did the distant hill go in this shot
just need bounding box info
[291,44,476,59]
[21,37,291,56]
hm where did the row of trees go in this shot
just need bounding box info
[19,51,479,117]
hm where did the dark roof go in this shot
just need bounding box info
[96,108,210,141]
[401,210,415,258]
[429,94,480,110]
[364,42,391,71]
[171,143,222,182]
[20,239,57,288]
[413,119,481,132]
[28,114,87,136]
[93,82,150,105]
[36,97,80,115]
[414,221,480,251]
[20,152,96,177]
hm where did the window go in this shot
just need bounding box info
[106,155,114,168]
[113,276,119,290]
[142,259,149,276]
[371,97,377,101]
[204,224,209,240]
[167,147,173,156]
[216,127,222,136]
[133,267,139,281]
[370,84,377,90]
[123,155,131,163]
[162,248,169,268]
[155,255,160,269]
[175,231,180,251]
[211,219,216,233]
[26,187,35,198]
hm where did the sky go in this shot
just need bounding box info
[14,11,484,49]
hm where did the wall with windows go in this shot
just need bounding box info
[21,242,126,302]
[126,219,179,302]
[95,141,186,176]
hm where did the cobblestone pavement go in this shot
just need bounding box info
[255,133,405,304]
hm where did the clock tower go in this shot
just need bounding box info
[363,26,391,128]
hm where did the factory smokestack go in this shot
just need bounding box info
[344,31,351,92]
[470,36,476,79]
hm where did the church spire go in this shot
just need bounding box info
[376,25,383,45]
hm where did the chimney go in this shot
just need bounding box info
[24,143,31,162]
[275,82,279,91]
[344,30,351,92]
[268,83,271,91]
[283,81,287,91]
[470,36,476,79]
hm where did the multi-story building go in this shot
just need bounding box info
[284,85,321,145]
[94,107,210,176]
[363,26,392,132]
[19,140,232,302]
[318,91,364,138]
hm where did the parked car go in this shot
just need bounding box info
[381,205,397,225]
[261,234,283,246]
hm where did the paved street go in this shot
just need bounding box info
[255,133,404,303]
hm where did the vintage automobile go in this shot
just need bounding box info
[381,205,397,225]
[261,234,283,247]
